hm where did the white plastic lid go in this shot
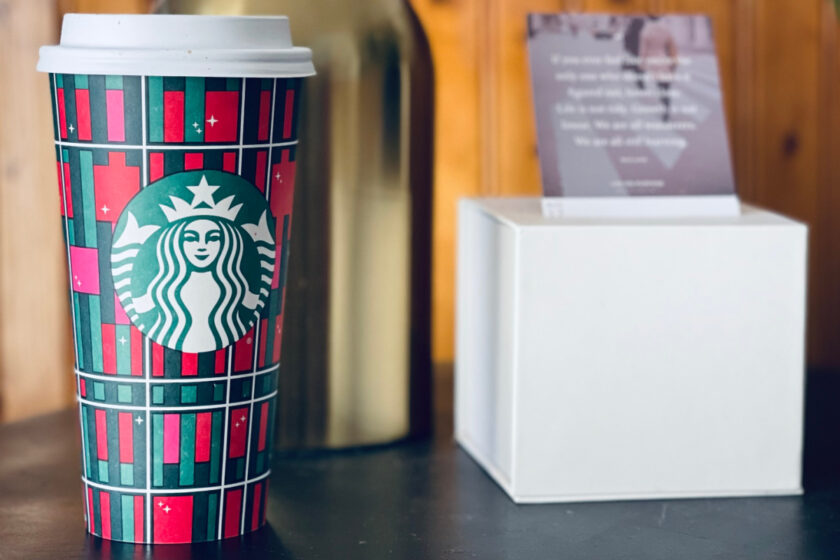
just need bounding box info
[37,14,315,78]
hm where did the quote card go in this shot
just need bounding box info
[528,14,736,199]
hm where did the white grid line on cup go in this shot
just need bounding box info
[243,76,278,534]
[75,363,279,384]
[81,468,271,497]
[77,389,278,412]
[55,73,90,533]
[221,77,247,539]
[217,348,234,538]
[140,74,152,543]
[52,140,299,151]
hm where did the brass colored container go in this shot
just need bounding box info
[162,0,434,448]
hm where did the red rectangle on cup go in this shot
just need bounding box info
[184,152,203,170]
[258,89,271,140]
[106,89,125,142]
[153,496,193,544]
[195,412,212,463]
[234,327,254,372]
[283,89,295,139]
[163,413,180,464]
[224,488,242,538]
[258,401,269,451]
[164,91,185,143]
[134,495,144,542]
[118,412,133,463]
[95,409,108,460]
[61,161,74,218]
[272,315,283,363]
[99,490,111,539]
[152,343,164,377]
[228,407,248,459]
[181,353,198,376]
[258,319,268,368]
[222,151,236,173]
[215,349,226,374]
[114,294,129,325]
[149,152,164,182]
[57,87,67,139]
[75,88,92,141]
[70,246,100,295]
[204,91,239,142]
[80,378,87,397]
[130,326,143,376]
[101,324,116,374]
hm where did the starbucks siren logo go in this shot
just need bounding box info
[111,170,275,353]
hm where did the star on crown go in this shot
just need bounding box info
[159,175,243,223]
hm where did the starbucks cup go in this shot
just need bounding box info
[37,14,314,544]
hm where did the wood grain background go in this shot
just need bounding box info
[411,0,840,367]
[1,0,838,421]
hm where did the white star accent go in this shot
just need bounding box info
[274,172,281,181]
[186,175,220,208]
[206,115,218,127]
[235,422,240,428]
[196,128,202,134]
[119,336,127,345]
[192,121,199,129]
[247,337,252,345]
[100,204,110,215]
[157,501,164,508]
[68,124,75,133]
[240,415,246,423]
[135,416,143,425]
[163,505,171,513]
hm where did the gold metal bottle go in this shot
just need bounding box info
[161,0,434,448]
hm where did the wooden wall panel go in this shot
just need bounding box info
[411,0,484,365]
[0,0,150,422]
[419,0,840,367]
[814,1,840,367]
[0,0,70,421]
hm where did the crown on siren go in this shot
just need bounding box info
[159,175,243,223]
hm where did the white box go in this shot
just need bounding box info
[455,198,807,504]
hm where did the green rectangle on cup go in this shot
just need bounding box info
[117,385,132,403]
[120,463,133,485]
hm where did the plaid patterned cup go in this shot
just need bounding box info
[39,15,314,543]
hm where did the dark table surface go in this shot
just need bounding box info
[4,369,840,560]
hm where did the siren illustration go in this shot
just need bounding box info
[111,171,276,353]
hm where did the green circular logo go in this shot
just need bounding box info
[111,170,276,353]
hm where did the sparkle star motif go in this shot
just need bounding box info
[163,505,171,513]
[196,128,202,134]
[192,121,199,128]
[274,172,281,181]
[235,422,240,428]
[186,175,220,208]
[135,416,143,425]
[119,336,127,345]
[240,415,246,422]
[68,124,75,133]
[207,115,218,127]
[157,501,164,508]
[100,204,110,215]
